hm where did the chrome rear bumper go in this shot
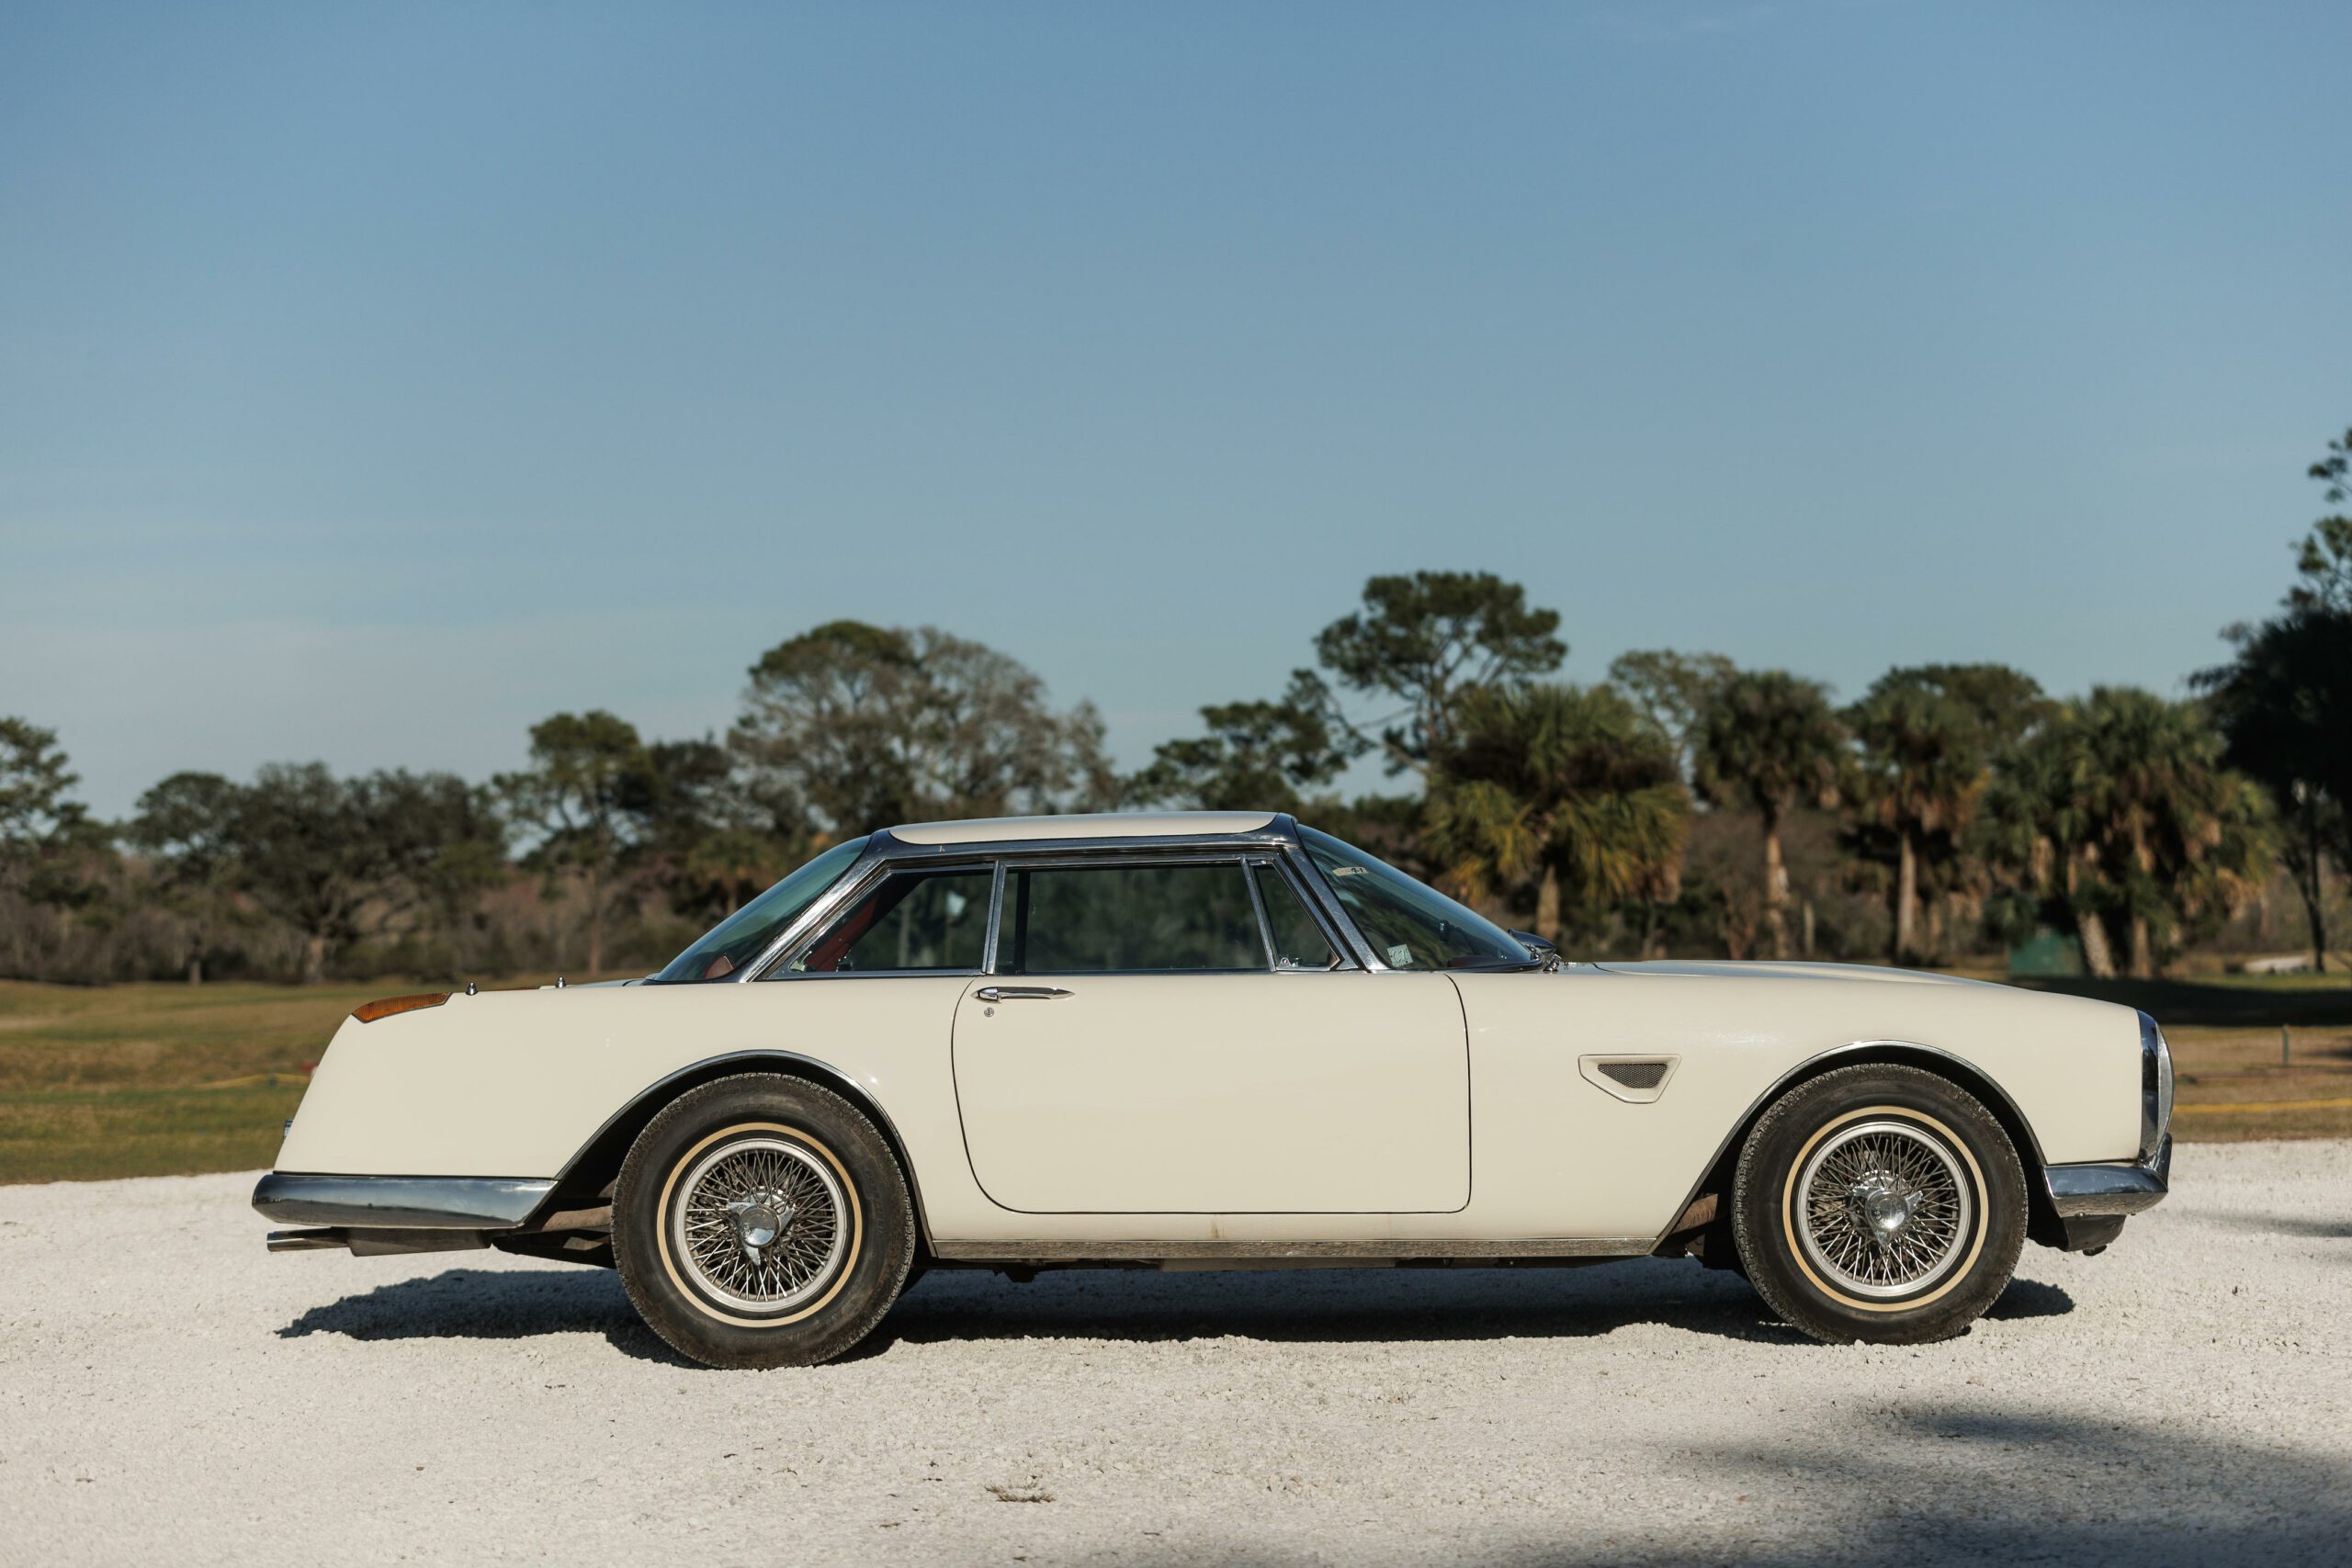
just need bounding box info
[252,1172,554,1230]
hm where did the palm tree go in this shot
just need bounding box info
[1982,689,2271,977]
[1844,666,2044,964]
[1693,671,1844,959]
[1423,683,1688,944]
[2076,689,2271,977]
[1980,715,2115,976]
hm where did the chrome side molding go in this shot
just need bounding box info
[931,1235,1654,1263]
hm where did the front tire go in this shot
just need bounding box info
[614,1074,915,1369]
[1732,1064,2026,1345]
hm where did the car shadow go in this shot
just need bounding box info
[1630,1408,2352,1568]
[276,1265,700,1368]
[864,1259,1803,1355]
[277,1257,2075,1364]
[2211,1210,2352,1242]
[1100,1409,2352,1568]
[1981,1275,2075,1319]
[858,1259,2075,1356]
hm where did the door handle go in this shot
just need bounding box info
[975,985,1072,1002]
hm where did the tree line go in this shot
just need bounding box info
[5,431,2348,986]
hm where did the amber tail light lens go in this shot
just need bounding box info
[351,992,451,1024]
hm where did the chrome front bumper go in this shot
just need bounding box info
[2038,1135,2170,1252]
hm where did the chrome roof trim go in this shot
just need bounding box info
[888,810,1278,845]
[866,818,1304,861]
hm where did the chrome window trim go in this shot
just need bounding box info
[983,850,1262,872]
[762,858,999,980]
[1239,855,1281,970]
[770,968,993,983]
[737,838,902,982]
[981,860,1009,974]
[1284,825,1533,975]
[730,816,1379,982]
[989,851,1272,977]
[1248,854,1357,972]
[1277,836,1385,971]
[646,833,878,987]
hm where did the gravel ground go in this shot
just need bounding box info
[2,1141,2347,1567]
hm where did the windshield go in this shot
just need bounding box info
[650,837,870,983]
[1297,826,1533,971]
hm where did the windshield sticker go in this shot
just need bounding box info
[1386,943,1412,967]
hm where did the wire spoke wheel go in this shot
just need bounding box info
[670,1136,850,1313]
[1794,1119,1974,1300]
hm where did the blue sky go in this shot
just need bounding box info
[4,1,2348,818]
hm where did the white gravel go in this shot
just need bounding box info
[3,1141,2348,1566]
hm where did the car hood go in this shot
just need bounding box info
[1587,959,1996,987]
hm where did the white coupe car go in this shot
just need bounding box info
[257,811,2171,1368]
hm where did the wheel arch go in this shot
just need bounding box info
[534,1050,934,1255]
[1668,1040,2059,1252]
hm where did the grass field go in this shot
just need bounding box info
[0,977,536,1183]
[2,969,2347,1185]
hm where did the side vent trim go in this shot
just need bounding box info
[1578,1054,1681,1105]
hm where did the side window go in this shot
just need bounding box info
[1252,863,1341,971]
[1005,863,1263,974]
[787,866,993,975]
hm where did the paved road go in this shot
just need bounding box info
[3,1141,2347,1565]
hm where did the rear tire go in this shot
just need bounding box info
[1732,1064,2025,1345]
[614,1074,915,1369]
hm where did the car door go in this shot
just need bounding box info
[950,853,1470,1214]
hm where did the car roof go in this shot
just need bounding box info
[887,810,1279,846]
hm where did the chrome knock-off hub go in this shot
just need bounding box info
[1849,1172,1921,1250]
[725,1192,797,1263]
